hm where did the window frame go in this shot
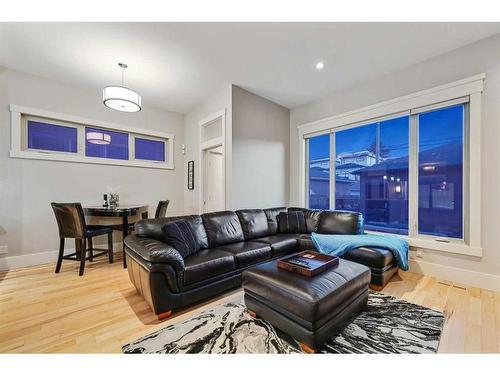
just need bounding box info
[298,74,484,257]
[132,133,168,163]
[23,115,80,155]
[10,105,174,170]
[412,100,468,243]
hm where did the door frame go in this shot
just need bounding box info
[198,108,226,214]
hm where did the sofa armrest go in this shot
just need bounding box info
[124,235,185,276]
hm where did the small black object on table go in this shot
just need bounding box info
[242,256,371,353]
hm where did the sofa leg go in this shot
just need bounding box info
[369,283,384,291]
[248,310,257,318]
[300,342,316,354]
[157,310,172,320]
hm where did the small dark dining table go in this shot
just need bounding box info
[83,204,149,268]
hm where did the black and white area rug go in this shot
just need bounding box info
[123,293,445,354]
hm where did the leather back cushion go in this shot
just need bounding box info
[202,211,244,247]
[263,207,287,235]
[135,215,209,249]
[236,209,270,240]
[278,211,307,234]
[288,207,322,233]
[161,220,200,258]
[317,210,365,234]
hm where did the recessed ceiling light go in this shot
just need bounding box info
[315,61,325,70]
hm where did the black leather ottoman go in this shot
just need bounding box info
[242,258,371,352]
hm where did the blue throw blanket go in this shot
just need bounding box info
[311,232,409,271]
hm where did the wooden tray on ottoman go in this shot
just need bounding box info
[278,251,339,277]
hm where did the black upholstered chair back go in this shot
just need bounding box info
[155,200,170,219]
[51,202,86,239]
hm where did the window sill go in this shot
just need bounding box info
[408,237,482,257]
[365,230,482,257]
[10,150,174,170]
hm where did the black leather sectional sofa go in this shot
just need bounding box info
[124,207,398,317]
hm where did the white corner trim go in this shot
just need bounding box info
[408,259,500,292]
[0,242,124,272]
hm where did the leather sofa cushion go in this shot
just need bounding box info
[183,249,235,286]
[263,207,287,235]
[288,207,322,233]
[161,220,200,258]
[342,246,394,269]
[202,211,245,248]
[298,235,394,269]
[242,259,370,324]
[316,210,364,235]
[253,233,301,256]
[236,209,270,240]
[135,215,209,249]
[278,211,307,234]
[214,241,272,268]
[124,235,185,276]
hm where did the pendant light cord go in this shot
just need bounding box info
[118,62,127,87]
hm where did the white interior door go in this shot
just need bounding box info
[203,146,225,213]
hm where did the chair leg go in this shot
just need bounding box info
[75,239,80,261]
[108,232,114,264]
[77,239,86,276]
[88,237,94,262]
[55,238,65,273]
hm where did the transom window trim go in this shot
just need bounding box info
[9,105,175,170]
[298,74,484,257]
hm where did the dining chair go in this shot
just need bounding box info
[111,200,170,238]
[51,202,114,276]
[155,200,170,218]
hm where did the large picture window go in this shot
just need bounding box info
[300,75,484,256]
[305,101,466,241]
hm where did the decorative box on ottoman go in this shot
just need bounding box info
[242,258,371,353]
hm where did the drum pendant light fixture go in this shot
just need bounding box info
[103,63,142,112]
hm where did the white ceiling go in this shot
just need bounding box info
[0,23,499,113]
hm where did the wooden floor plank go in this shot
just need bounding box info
[0,257,498,353]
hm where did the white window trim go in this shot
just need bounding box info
[298,74,484,257]
[9,104,175,170]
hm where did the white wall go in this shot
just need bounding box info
[183,85,232,214]
[289,34,500,289]
[0,68,184,266]
[232,86,289,209]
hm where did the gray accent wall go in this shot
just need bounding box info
[231,86,290,209]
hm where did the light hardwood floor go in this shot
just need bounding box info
[0,255,498,353]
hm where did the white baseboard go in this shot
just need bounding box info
[408,259,500,292]
[0,242,124,272]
